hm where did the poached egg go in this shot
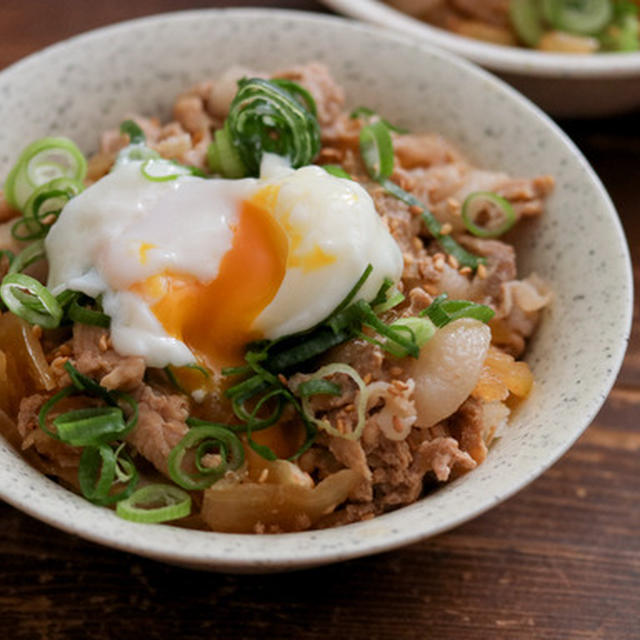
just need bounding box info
[45,155,403,369]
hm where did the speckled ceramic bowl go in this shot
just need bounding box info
[0,9,632,572]
[322,0,640,117]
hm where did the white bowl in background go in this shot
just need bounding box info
[322,0,640,117]
[0,9,632,572]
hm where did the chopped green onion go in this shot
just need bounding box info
[64,360,111,400]
[68,296,111,328]
[78,444,139,506]
[37,387,74,439]
[140,157,194,182]
[0,273,62,328]
[11,217,42,242]
[373,288,404,313]
[168,423,245,491]
[113,442,136,483]
[185,363,210,378]
[53,406,126,447]
[116,484,191,523]
[461,191,517,238]
[510,0,545,46]
[350,106,408,134]
[0,249,15,268]
[7,240,46,275]
[119,119,146,145]
[542,0,613,35]
[321,164,352,180]
[385,316,436,358]
[296,378,342,397]
[207,121,247,178]
[222,77,321,176]
[271,78,318,117]
[599,1,639,51]
[22,177,84,233]
[78,444,116,504]
[327,263,373,320]
[421,293,495,327]
[359,120,394,181]
[113,143,159,169]
[230,383,285,432]
[4,137,87,212]
[299,364,369,441]
[242,388,286,460]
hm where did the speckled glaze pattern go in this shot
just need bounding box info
[322,0,640,116]
[0,10,632,572]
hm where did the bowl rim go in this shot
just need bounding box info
[322,0,640,77]
[0,7,633,571]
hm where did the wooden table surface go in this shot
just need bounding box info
[0,2,638,638]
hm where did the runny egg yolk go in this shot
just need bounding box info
[130,194,289,369]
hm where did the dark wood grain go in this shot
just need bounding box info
[0,2,638,639]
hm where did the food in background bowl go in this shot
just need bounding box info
[387,0,640,52]
[0,63,552,533]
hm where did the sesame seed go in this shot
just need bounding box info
[459,266,472,276]
[477,263,488,279]
[447,198,461,215]
[440,223,453,235]
[98,334,109,353]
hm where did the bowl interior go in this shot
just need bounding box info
[0,9,632,572]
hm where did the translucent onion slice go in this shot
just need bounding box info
[201,469,359,533]
[409,318,491,428]
[0,313,54,399]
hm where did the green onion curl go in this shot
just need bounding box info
[4,137,87,212]
[214,77,321,177]
[140,157,196,182]
[168,422,245,490]
[116,484,191,523]
[78,443,139,505]
[0,273,62,328]
[7,240,46,275]
[461,191,516,238]
[542,0,613,35]
[298,363,369,441]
